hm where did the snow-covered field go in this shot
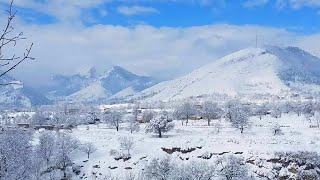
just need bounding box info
[68,113,320,179]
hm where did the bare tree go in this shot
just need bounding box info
[132,103,140,122]
[104,110,123,131]
[201,101,223,126]
[141,110,155,123]
[314,111,320,128]
[0,0,34,85]
[225,100,250,133]
[37,131,56,168]
[0,127,34,180]
[80,142,97,159]
[271,124,283,136]
[54,133,79,179]
[119,136,134,157]
[173,101,197,126]
[87,107,101,124]
[126,115,140,133]
[254,103,269,120]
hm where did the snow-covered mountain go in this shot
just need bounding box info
[137,46,320,101]
[0,75,50,109]
[61,66,157,102]
[39,67,98,99]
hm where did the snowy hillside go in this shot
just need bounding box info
[65,66,157,102]
[0,75,50,109]
[138,46,320,101]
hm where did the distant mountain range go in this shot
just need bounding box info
[39,66,157,103]
[0,66,158,108]
[2,46,320,108]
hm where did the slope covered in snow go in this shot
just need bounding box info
[67,81,111,102]
[139,46,320,101]
[0,75,50,109]
[65,66,157,102]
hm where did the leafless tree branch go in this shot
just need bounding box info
[0,0,34,84]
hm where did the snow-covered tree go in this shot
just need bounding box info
[87,107,101,124]
[104,110,123,131]
[201,101,223,126]
[132,103,140,122]
[54,133,79,179]
[126,115,140,133]
[142,110,156,123]
[296,169,319,180]
[282,101,293,114]
[0,128,34,180]
[303,101,316,122]
[270,103,282,118]
[225,100,250,133]
[51,111,66,125]
[145,112,175,138]
[143,156,174,180]
[314,111,320,128]
[173,160,216,180]
[31,110,50,126]
[80,142,97,159]
[119,136,134,157]
[173,101,197,126]
[293,101,303,116]
[37,131,56,168]
[254,103,269,120]
[217,155,249,180]
[141,110,155,123]
[213,121,223,134]
[271,124,283,135]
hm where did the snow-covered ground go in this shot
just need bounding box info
[67,113,320,179]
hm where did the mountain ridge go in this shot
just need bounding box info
[136,46,320,101]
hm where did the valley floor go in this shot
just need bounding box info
[66,113,320,179]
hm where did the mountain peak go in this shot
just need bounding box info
[101,66,137,79]
[140,46,320,101]
[77,66,98,78]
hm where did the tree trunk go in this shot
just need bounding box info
[207,118,210,126]
[116,126,119,131]
[186,117,189,126]
[87,153,90,159]
[158,129,162,138]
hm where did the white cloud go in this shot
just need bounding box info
[117,5,159,16]
[243,0,320,9]
[0,0,226,23]
[6,21,320,86]
[274,0,320,9]
[287,0,320,9]
[0,0,106,23]
[243,0,269,8]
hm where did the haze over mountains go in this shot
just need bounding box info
[0,66,157,108]
[40,66,157,103]
[2,46,320,108]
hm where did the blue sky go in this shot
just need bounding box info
[1,0,320,85]
[6,0,320,34]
